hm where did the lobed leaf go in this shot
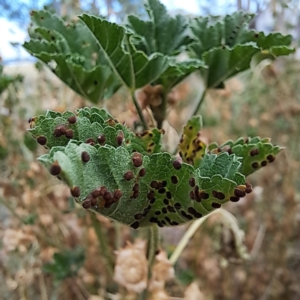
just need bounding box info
[127,0,192,56]
[24,10,121,102]
[178,116,207,168]
[189,11,295,88]
[38,140,247,228]
[208,136,283,176]
[28,107,163,155]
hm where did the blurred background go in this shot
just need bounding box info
[1,0,300,299]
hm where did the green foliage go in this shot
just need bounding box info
[24,1,294,104]
[127,0,191,56]
[43,247,85,281]
[28,108,282,228]
[189,11,294,88]
[0,65,23,95]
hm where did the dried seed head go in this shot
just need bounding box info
[149,250,174,292]
[65,129,74,139]
[71,186,81,197]
[124,171,134,181]
[50,163,61,176]
[132,153,143,168]
[67,115,77,124]
[97,134,106,145]
[81,151,90,162]
[114,239,148,293]
[37,136,47,145]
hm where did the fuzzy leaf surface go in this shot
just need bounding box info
[28,107,164,155]
[209,136,283,176]
[38,141,246,228]
[23,9,121,103]
[127,0,192,56]
[189,11,294,88]
[80,14,169,90]
[29,110,283,228]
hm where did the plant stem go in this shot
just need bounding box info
[132,91,148,130]
[148,225,160,268]
[170,209,248,265]
[114,222,121,250]
[191,89,207,117]
[90,213,114,277]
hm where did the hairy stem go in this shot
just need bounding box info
[90,213,114,277]
[132,91,149,130]
[151,90,167,129]
[191,89,207,117]
[148,224,160,268]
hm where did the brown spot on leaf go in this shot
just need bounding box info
[150,181,159,189]
[82,199,91,209]
[65,129,74,139]
[37,136,47,145]
[71,186,80,197]
[97,134,106,145]
[134,214,143,220]
[234,188,246,198]
[211,202,221,209]
[81,151,90,162]
[124,171,134,181]
[267,154,275,163]
[261,160,267,167]
[139,168,146,177]
[230,196,240,202]
[132,153,143,167]
[250,148,259,156]
[50,163,61,176]
[171,176,178,184]
[252,162,259,169]
[67,116,77,124]
[173,159,182,170]
[189,178,195,187]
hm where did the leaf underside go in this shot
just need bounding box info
[28,108,283,228]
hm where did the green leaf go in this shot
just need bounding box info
[178,115,207,168]
[23,9,121,103]
[127,0,192,56]
[43,247,85,281]
[157,58,207,89]
[80,14,169,90]
[0,65,23,95]
[29,109,283,228]
[189,11,294,88]
[208,136,283,176]
[38,140,248,228]
[28,107,163,155]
